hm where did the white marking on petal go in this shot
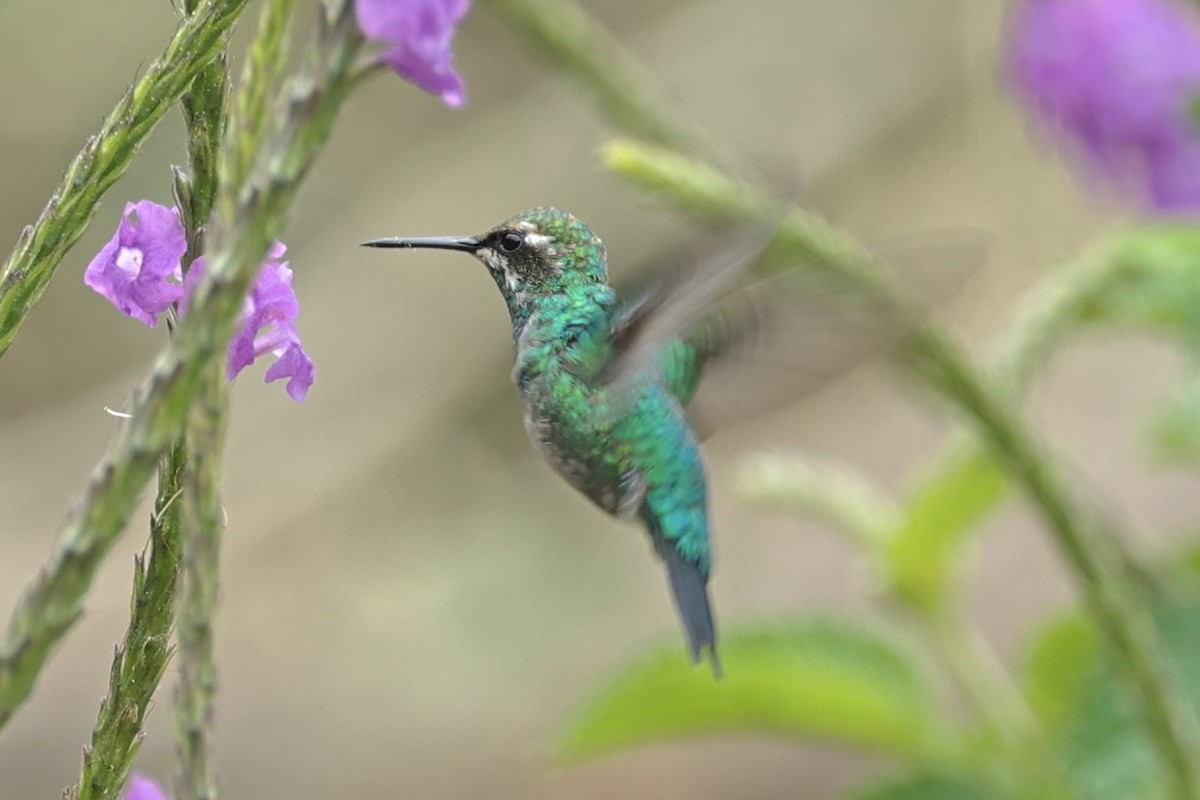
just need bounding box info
[115,247,144,278]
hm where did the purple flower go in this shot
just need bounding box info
[87,199,315,401]
[355,0,470,106]
[183,243,315,403]
[122,774,167,800]
[84,201,186,325]
[1007,0,1200,212]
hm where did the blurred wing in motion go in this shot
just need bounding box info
[598,227,989,437]
[595,227,776,393]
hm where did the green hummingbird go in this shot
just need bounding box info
[363,207,763,676]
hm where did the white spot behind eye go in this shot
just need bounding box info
[524,233,553,249]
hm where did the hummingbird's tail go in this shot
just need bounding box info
[655,536,721,679]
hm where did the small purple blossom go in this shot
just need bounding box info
[1006,0,1200,212]
[122,774,167,800]
[183,243,315,403]
[355,0,470,106]
[84,201,186,326]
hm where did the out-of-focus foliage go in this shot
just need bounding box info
[562,203,1200,798]
[849,772,1008,800]
[1020,613,1100,739]
[557,620,950,762]
[883,449,1010,612]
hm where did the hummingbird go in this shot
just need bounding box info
[363,207,756,677]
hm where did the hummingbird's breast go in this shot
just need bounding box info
[510,290,646,518]
[518,374,641,519]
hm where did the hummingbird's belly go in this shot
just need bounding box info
[520,398,639,519]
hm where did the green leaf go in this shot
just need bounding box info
[848,771,1010,800]
[1021,594,1200,800]
[883,447,1010,611]
[557,619,949,762]
[1148,374,1200,463]
[1169,537,1200,579]
[1020,612,1100,738]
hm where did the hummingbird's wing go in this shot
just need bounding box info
[603,228,989,438]
[596,227,775,394]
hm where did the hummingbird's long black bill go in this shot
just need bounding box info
[360,235,480,252]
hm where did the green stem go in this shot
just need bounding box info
[0,0,249,359]
[226,0,301,192]
[0,0,364,735]
[924,608,1064,798]
[993,240,1126,391]
[173,368,227,800]
[170,5,232,796]
[489,3,1200,794]
[68,439,186,800]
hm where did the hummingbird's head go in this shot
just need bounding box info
[363,207,607,303]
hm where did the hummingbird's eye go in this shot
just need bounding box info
[498,231,525,253]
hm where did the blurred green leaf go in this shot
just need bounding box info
[884,447,1010,611]
[1020,612,1100,738]
[1148,374,1200,463]
[557,619,950,762]
[1171,538,1200,579]
[848,772,1010,800]
[1023,594,1200,800]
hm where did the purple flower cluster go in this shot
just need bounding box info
[1007,0,1200,212]
[85,201,314,402]
[355,0,470,106]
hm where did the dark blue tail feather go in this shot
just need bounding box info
[655,536,721,678]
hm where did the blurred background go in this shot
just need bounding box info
[1,1,1194,797]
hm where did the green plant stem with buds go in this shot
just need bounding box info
[63,5,235,796]
[173,369,226,800]
[0,0,366,737]
[492,1,1200,794]
[67,440,186,800]
[227,0,301,192]
[0,0,250,359]
[171,1,233,794]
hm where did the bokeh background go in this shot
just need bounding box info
[1,1,1194,797]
